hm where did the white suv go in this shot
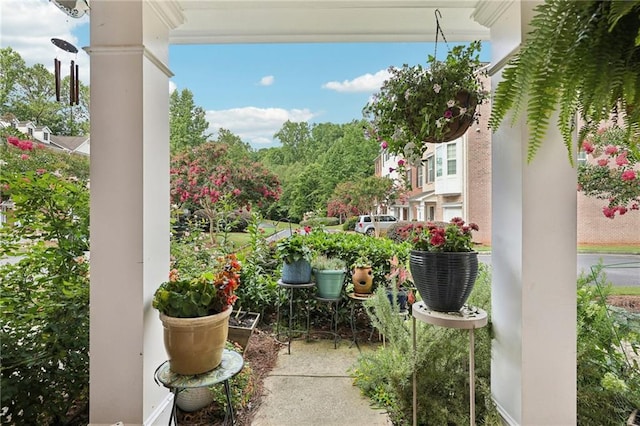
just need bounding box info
[354,215,398,236]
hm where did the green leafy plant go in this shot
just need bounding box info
[152,253,241,318]
[397,217,479,252]
[577,265,640,424]
[0,170,90,425]
[352,265,498,425]
[351,255,372,269]
[489,0,640,164]
[312,255,346,271]
[363,41,488,165]
[578,126,640,217]
[275,231,313,264]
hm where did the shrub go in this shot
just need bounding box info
[577,265,640,424]
[351,264,498,425]
[301,216,340,227]
[343,216,358,231]
[1,172,90,425]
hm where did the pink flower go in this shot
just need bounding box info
[604,145,618,156]
[380,141,388,149]
[443,109,453,119]
[20,154,29,160]
[602,206,616,219]
[397,159,405,166]
[581,140,594,154]
[617,206,627,215]
[597,158,609,167]
[615,152,629,166]
[621,170,636,181]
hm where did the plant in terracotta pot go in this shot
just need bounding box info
[152,253,241,374]
[351,255,374,296]
[363,40,488,167]
[398,218,479,312]
[312,255,347,299]
[276,230,313,284]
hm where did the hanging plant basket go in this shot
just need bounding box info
[363,10,487,164]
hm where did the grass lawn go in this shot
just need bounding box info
[610,286,640,296]
[578,244,640,254]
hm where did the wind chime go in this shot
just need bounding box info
[51,37,80,106]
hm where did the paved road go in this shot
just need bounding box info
[478,254,639,287]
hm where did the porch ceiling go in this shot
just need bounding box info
[167,1,490,44]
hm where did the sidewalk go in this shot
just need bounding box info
[251,338,391,426]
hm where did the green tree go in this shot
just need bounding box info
[0,48,89,136]
[213,127,253,161]
[169,88,210,154]
[274,120,310,163]
[0,47,25,112]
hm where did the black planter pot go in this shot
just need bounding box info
[409,250,478,312]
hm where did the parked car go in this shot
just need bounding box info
[354,214,398,236]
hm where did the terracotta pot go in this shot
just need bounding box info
[160,306,231,375]
[352,266,373,295]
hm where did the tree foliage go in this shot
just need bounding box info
[258,120,380,222]
[170,142,281,230]
[169,88,210,154]
[0,47,90,136]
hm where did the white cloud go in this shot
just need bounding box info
[169,80,177,94]
[206,106,318,148]
[322,69,391,93]
[258,75,275,86]
[0,0,90,84]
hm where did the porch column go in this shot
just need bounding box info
[475,1,577,424]
[88,1,180,424]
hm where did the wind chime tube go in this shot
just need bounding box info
[54,58,61,102]
[70,60,75,106]
[75,63,80,105]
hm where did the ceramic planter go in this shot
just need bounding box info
[159,306,232,375]
[281,259,312,284]
[352,266,373,295]
[409,250,478,312]
[314,269,346,299]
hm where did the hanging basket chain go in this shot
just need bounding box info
[433,9,450,60]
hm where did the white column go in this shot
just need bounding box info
[477,1,577,424]
[88,1,177,424]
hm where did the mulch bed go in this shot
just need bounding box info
[607,295,640,313]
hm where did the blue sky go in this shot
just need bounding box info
[1,0,491,149]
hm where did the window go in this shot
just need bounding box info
[427,156,435,182]
[43,132,49,141]
[447,143,457,175]
[406,169,412,186]
[416,164,423,187]
[436,142,458,177]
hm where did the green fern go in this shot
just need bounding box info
[490,0,640,164]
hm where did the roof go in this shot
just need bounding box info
[49,135,90,152]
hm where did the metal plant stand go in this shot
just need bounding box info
[276,279,315,354]
[411,302,488,426]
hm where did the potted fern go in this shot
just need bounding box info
[363,41,488,165]
[489,0,640,163]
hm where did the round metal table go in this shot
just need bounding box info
[411,302,488,426]
[155,349,244,425]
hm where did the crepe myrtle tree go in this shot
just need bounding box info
[170,142,281,236]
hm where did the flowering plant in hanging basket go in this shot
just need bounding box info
[363,41,488,166]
